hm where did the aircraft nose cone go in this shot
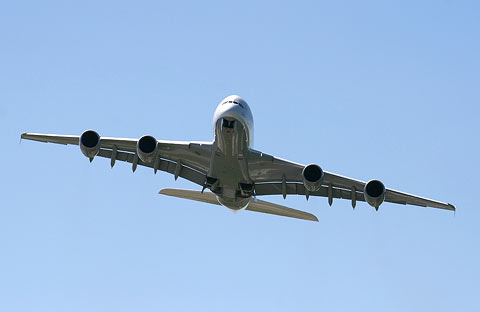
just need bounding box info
[220,95,247,106]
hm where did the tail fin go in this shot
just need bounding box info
[159,188,318,222]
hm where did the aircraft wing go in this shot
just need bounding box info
[21,132,213,187]
[248,149,455,211]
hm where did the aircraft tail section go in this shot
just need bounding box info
[159,188,318,222]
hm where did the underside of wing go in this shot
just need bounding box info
[21,131,455,213]
[21,131,213,188]
[246,199,318,221]
[159,188,219,205]
[159,188,318,222]
[248,149,455,211]
[322,173,455,211]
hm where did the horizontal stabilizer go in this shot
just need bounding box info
[159,188,318,222]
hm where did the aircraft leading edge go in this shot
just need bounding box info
[21,95,455,221]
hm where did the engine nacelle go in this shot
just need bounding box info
[302,164,324,192]
[79,130,100,160]
[137,135,158,163]
[364,179,386,210]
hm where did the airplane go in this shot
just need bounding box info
[21,95,455,222]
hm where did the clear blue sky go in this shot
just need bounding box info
[1,1,479,311]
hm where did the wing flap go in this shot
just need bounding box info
[254,182,365,202]
[97,149,207,187]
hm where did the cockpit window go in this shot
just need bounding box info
[222,100,244,108]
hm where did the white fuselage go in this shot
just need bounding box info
[210,95,255,210]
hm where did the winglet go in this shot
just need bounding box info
[448,203,456,218]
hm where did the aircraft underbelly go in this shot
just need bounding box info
[209,117,252,210]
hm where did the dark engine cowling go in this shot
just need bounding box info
[364,180,386,210]
[302,164,324,192]
[137,135,158,163]
[79,130,100,160]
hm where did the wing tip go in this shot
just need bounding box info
[287,212,318,222]
[158,188,172,195]
[448,203,456,211]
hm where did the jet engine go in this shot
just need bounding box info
[79,130,100,160]
[364,180,386,210]
[302,164,324,192]
[137,135,158,163]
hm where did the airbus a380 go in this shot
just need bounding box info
[21,95,455,222]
